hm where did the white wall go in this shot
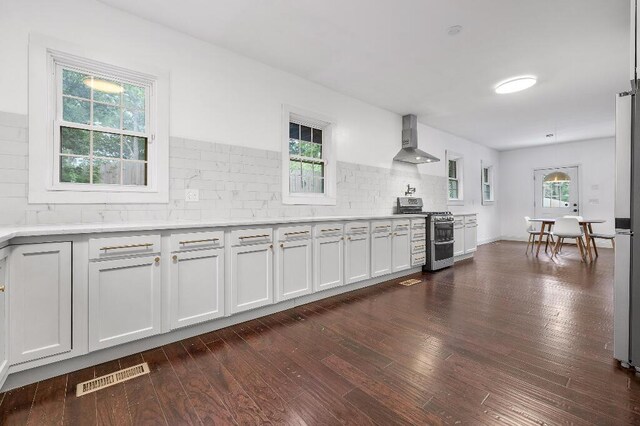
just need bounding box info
[0,0,502,243]
[499,137,615,240]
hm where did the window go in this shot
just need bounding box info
[282,105,336,205]
[28,34,169,204]
[481,163,495,205]
[542,171,571,208]
[446,151,463,204]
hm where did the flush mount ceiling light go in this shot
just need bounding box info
[494,76,537,94]
[447,25,463,36]
[83,77,124,94]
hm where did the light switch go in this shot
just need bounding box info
[185,189,200,202]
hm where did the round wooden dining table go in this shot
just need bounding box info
[528,218,606,261]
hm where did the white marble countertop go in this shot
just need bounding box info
[0,214,426,245]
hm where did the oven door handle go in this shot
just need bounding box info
[433,240,454,245]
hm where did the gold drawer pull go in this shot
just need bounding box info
[100,243,154,252]
[350,226,368,230]
[0,285,5,292]
[321,228,341,232]
[414,245,425,250]
[375,225,390,229]
[239,234,270,240]
[179,238,219,245]
[284,231,310,236]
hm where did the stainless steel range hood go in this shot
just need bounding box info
[393,114,440,164]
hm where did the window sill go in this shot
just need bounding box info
[447,199,464,206]
[282,194,337,206]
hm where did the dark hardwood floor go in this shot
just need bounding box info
[0,240,636,425]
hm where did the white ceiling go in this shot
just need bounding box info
[100,0,630,151]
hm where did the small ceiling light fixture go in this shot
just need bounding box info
[545,133,554,138]
[83,77,124,94]
[447,25,463,36]
[494,76,537,94]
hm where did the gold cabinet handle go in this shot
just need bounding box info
[179,238,219,245]
[280,243,284,248]
[154,257,160,263]
[321,228,341,233]
[269,244,273,249]
[100,243,154,252]
[239,234,270,240]
[347,236,351,240]
[0,285,5,293]
[172,255,178,261]
[284,231,310,236]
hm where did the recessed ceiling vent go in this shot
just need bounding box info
[76,362,150,397]
[393,115,440,164]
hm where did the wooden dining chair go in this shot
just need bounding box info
[588,233,615,256]
[525,216,553,254]
[551,217,587,262]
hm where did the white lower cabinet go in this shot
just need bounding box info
[89,255,161,351]
[276,239,313,301]
[391,228,411,272]
[170,248,225,330]
[230,243,274,313]
[0,250,9,387]
[465,224,478,254]
[453,218,465,257]
[371,232,392,277]
[9,242,72,364]
[345,233,370,284]
[314,235,344,291]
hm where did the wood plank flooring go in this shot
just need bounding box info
[1,241,637,425]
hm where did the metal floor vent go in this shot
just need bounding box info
[76,362,150,397]
[398,278,422,287]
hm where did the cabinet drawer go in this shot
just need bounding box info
[170,230,224,252]
[371,220,392,234]
[345,222,370,235]
[314,223,344,237]
[464,215,477,225]
[277,225,312,241]
[411,218,426,229]
[453,217,465,228]
[411,240,427,254]
[231,228,273,246]
[411,229,426,241]
[89,234,161,260]
[412,252,426,266]
[392,219,410,231]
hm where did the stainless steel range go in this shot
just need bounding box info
[396,197,455,271]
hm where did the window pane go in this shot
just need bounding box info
[301,125,312,142]
[123,109,145,132]
[93,131,121,158]
[123,136,147,160]
[92,78,122,105]
[448,160,457,179]
[483,184,491,201]
[123,83,145,110]
[483,168,489,182]
[313,163,324,178]
[62,69,90,99]
[60,127,90,156]
[93,158,121,184]
[448,179,458,199]
[60,156,90,183]
[300,141,322,158]
[289,161,301,193]
[301,161,314,176]
[123,161,147,186]
[542,181,570,208]
[312,128,322,144]
[93,103,121,129]
[289,122,300,140]
[289,138,300,155]
[63,97,90,124]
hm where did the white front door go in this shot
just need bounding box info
[534,166,580,219]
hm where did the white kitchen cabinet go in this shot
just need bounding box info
[314,235,344,291]
[276,238,313,301]
[89,255,161,351]
[10,242,72,364]
[371,231,392,277]
[170,248,225,330]
[391,227,411,273]
[464,215,478,254]
[345,232,370,284]
[453,217,465,257]
[0,249,9,387]
[230,242,274,313]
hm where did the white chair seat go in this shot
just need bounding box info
[528,230,550,235]
[552,232,582,238]
[589,233,615,239]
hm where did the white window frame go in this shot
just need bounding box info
[281,104,336,205]
[446,151,464,205]
[28,34,169,204]
[481,162,495,205]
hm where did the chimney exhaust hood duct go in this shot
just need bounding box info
[393,114,440,164]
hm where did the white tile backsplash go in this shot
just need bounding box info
[0,111,446,226]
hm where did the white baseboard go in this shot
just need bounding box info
[1,267,422,392]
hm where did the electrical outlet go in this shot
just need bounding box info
[185,189,199,202]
